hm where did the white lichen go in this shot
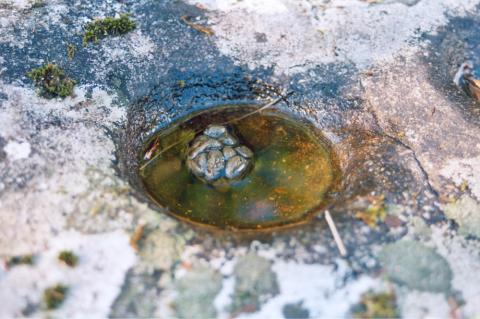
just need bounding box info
[185,0,480,74]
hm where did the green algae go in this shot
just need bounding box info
[83,14,136,45]
[351,291,398,319]
[43,284,68,310]
[27,63,75,98]
[139,105,339,230]
[379,240,452,293]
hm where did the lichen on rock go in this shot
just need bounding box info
[379,240,452,293]
[174,266,222,319]
[444,195,480,238]
[230,253,279,314]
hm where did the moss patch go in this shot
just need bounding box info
[67,44,76,60]
[43,284,68,310]
[27,63,75,98]
[83,14,136,45]
[351,291,398,318]
[58,250,78,267]
[6,255,34,267]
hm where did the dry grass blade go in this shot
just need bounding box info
[325,210,347,257]
[181,15,214,36]
[220,92,293,125]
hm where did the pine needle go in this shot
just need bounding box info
[325,210,347,257]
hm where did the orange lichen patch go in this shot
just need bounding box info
[130,224,146,252]
[354,195,386,228]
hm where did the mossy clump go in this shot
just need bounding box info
[43,284,68,310]
[351,291,398,319]
[27,63,75,98]
[58,250,78,267]
[83,14,136,45]
[6,255,34,267]
[67,43,76,60]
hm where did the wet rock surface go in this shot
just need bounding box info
[1,0,480,318]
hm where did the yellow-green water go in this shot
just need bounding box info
[139,105,338,230]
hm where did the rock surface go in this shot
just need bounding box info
[1,0,480,318]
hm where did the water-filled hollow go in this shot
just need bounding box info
[138,105,340,230]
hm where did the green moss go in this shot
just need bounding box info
[27,63,75,98]
[177,80,186,88]
[351,291,398,319]
[58,250,78,267]
[7,255,34,267]
[67,43,76,60]
[43,284,68,310]
[83,14,136,45]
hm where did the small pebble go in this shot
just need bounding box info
[205,150,225,181]
[225,155,248,179]
[235,145,253,158]
[220,133,238,146]
[204,125,227,138]
[223,147,236,160]
[188,139,222,159]
[190,135,209,149]
[188,152,207,177]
